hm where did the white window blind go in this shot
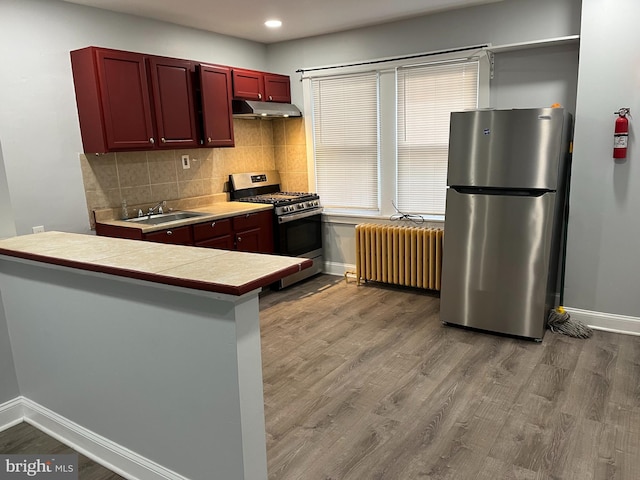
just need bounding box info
[311,72,379,211]
[397,62,478,215]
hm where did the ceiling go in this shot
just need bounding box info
[62,0,504,44]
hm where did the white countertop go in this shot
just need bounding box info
[0,231,311,296]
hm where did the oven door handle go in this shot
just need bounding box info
[277,207,323,224]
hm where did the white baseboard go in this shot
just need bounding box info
[564,307,640,336]
[323,261,355,277]
[1,397,188,480]
[0,397,23,432]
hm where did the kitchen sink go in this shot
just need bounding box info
[125,211,207,226]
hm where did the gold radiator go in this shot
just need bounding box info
[355,224,444,290]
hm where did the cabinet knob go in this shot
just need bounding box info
[237,237,242,242]
[269,95,273,101]
[207,137,212,143]
[149,137,155,144]
[166,230,173,236]
[257,93,262,100]
[161,137,166,143]
[211,222,216,228]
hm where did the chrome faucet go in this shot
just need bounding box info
[147,200,166,217]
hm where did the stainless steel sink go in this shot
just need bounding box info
[125,211,207,226]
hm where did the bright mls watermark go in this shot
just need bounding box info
[0,455,77,479]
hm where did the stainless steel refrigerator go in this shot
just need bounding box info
[440,108,572,341]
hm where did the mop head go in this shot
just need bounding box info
[547,306,593,338]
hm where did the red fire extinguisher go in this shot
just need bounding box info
[613,108,630,159]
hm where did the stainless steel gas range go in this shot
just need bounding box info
[230,171,323,289]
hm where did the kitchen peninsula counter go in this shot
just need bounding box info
[0,231,306,479]
[0,231,310,295]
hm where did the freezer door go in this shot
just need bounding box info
[440,189,556,340]
[447,108,569,190]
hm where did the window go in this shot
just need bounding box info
[306,52,484,218]
[397,62,478,215]
[311,72,379,211]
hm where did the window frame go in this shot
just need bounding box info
[396,60,481,216]
[310,71,381,213]
[302,50,491,221]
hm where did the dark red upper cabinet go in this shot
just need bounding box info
[231,69,265,101]
[264,74,291,103]
[71,47,198,153]
[199,64,234,148]
[72,47,155,153]
[147,56,198,148]
[232,68,292,103]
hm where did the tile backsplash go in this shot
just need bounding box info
[80,117,308,227]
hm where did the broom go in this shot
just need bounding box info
[547,306,593,338]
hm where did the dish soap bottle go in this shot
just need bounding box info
[121,199,129,220]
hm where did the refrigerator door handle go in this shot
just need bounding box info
[452,186,553,197]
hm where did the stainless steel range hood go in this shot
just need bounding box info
[232,99,302,118]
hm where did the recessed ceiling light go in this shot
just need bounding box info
[265,19,282,28]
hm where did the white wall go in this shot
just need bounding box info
[491,43,580,115]
[0,291,19,405]
[267,0,582,108]
[563,0,640,319]
[0,0,267,236]
[0,141,16,239]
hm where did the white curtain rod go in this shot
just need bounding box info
[295,44,489,75]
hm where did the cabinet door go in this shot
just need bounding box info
[235,228,261,252]
[144,226,193,245]
[233,211,274,253]
[232,69,264,101]
[255,210,274,253]
[96,49,155,151]
[148,57,198,148]
[264,74,291,103]
[199,64,235,147]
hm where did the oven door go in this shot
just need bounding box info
[276,209,322,257]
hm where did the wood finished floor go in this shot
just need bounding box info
[1,274,638,479]
[259,275,640,480]
[0,422,124,479]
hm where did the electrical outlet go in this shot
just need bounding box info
[181,155,190,169]
[32,225,45,234]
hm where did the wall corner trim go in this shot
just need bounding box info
[0,397,189,480]
[564,307,640,336]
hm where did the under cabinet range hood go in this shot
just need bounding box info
[232,99,302,118]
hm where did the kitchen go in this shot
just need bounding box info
[1,0,639,478]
